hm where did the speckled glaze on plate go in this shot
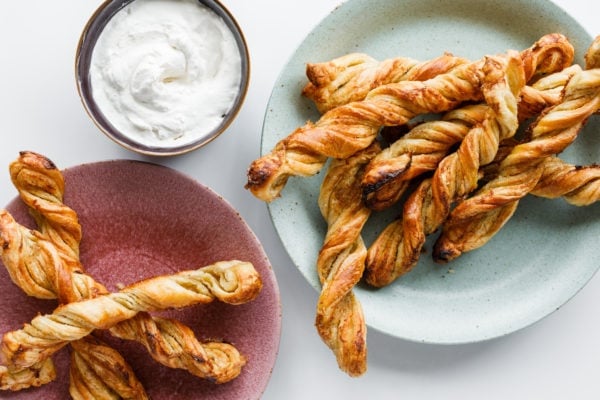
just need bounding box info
[0,160,280,399]
[263,0,599,344]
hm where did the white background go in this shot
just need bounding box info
[0,1,599,399]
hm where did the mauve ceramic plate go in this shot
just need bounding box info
[263,0,600,344]
[0,160,280,399]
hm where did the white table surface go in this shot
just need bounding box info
[1,1,599,399]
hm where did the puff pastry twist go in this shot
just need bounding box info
[364,51,526,287]
[0,210,253,387]
[246,35,573,203]
[2,152,142,395]
[585,35,600,70]
[433,66,600,262]
[0,261,262,381]
[1,152,254,389]
[303,52,468,113]
[69,336,149,400]
[315,143,380,376]
[303,33,572,114]
[246,53,487,202]
[362,64,579,211]
[10,151,82,268]
[0,359,56,392]
[530,156,600,206]
[0,218,259,385]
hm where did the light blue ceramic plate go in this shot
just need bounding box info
[262,0,599,344]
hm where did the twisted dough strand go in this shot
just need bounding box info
[315,143,380,376]
[246,54,486,201]
[585,35,600,70]
[362,64,579,210]
[433,67,600,262]
[361,104,488,210]
[0,212,66,299]
[0,261,261,376]
[0,359,56,391]
[10,151,82,264]
[246,35,573,202]
[530,156,600,206]
[303,33,572,113]
[1,152,259,385]
[2,152,146,395]
[303,53,468,113]
[69,336,149,400]
[0,212,253,385]
[364,51,526,287]
[483,141,600,206]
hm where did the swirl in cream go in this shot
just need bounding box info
[89,0,242,147]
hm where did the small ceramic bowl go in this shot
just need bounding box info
[75,0,250,156]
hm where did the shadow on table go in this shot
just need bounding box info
[366,326,525,373]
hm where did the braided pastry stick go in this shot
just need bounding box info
[1,154,147,395]
[480,139,600,206]
[0,359,56,391]
[361,35,575,210]
[0,211,251,385]
[362,64,579,211]
[247,54,486,202]
[0,209,78,391]
[433,67,600,262]
[364,51,526,287]
[303,33,572,113]
[585,35,600,70]
[2,152,257,385]
[69,336,149,400]
[315,143,380,377]
[246,35,572,202]
[530,156,600,206]
[10,152,82,268]
[0,260,262,374]
[303,52,468,113]
[9,153,149,398]
[0,219,259,384]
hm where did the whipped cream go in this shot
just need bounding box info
[89,0,243,148]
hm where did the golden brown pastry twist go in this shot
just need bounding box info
[7,151,105,303]
[530,156,600,206]
[518,33,575,83]
[0,212,67,300]
[315,143,380,377]
[585,35,600,70]
[10,151,82,266]
[303,33,572,114]
[364,51,526,287]
[2,151,260,386]
[69,336,149,400]
[0,359,56,391]
[303,52,468,113]
[361,64,580,210]
[432,67,600,262]
[0,212,252,385]
[246,35,573,203]
[246,55,486,202]
[0,199,88,391]
[2,152,144,395]
[0,261,262,377]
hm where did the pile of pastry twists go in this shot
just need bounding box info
[246,33,600,377]
[0,151,263,398]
